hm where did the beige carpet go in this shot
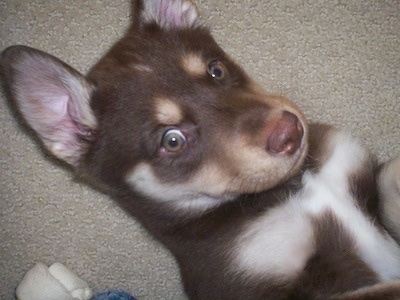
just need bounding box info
[1,0,399,299]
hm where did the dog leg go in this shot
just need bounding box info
[378,155,400,243]
[334,280,400,299]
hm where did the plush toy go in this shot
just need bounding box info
[16,262,137,300]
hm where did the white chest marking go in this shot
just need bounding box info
[233,131,400,280]
[232,199,315,278]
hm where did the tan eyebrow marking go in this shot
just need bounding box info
[154,97,184,125]
[181,53,206,77]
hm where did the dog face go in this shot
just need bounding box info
[1,0,308,211]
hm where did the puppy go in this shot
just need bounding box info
[1,0,400,299]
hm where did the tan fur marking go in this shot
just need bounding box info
[181,53,206,76]
[248,82,307,124]
[154,97,183,125]
[125,161,233,211]
[131,64,153,73]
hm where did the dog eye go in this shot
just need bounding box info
[207,60,226,80]
[162,129,186,152]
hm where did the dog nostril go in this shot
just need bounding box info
[266,111,304,155]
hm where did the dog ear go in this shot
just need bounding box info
[136,0,202,30]
[0,45,96,167]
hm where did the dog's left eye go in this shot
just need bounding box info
[161,129,186,152]
[207,60,226,80]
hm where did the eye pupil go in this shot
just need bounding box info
[208,60,225,80]
[168,136,179,148]
[162,129,186,152]
[211,67,222,78]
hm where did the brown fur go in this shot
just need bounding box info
[1,1,400,299]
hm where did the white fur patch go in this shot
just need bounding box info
[233,130,400,281]
[233,200,315,279]
[125,162,234,212]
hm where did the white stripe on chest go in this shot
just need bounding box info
[232,131,400,281]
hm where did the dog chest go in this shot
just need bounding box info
[231,130,400,282]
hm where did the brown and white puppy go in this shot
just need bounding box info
[1,0,400,299]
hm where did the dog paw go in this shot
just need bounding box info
[378,155,400,242]
[337,279,400,299]
[380,155,400,197]
[394,156,400,193]
[387,155,400,195]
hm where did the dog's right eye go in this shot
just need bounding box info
[161,129,186,153]
[207,60,226,80]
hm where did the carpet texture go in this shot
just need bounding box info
[1,0,399,299]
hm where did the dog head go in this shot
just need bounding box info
[1,0,308,211]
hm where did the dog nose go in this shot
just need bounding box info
[266,111,304,155]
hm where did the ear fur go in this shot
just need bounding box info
[0,45,96,166]
[137,0,202,30]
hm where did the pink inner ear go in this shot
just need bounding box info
[161,0,184,27]
[20,86,86,165]
[144,0,201,29]
[11,48,96,166]
[25,84,71,128]
[46,93,69,116]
